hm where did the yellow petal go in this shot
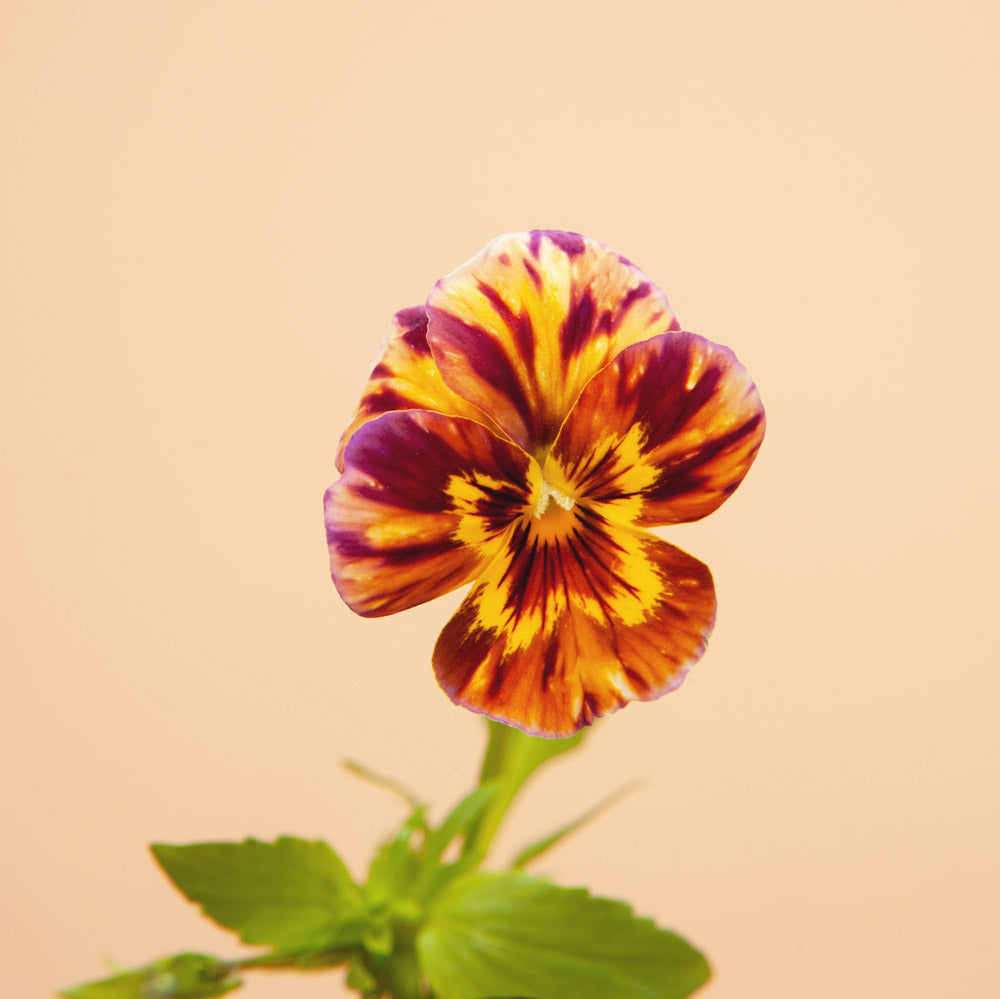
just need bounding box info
[335,306,497,471]
[426,230,679,462]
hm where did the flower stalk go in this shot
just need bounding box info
[462,720,583,863]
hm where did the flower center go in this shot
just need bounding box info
[533,477,576,519]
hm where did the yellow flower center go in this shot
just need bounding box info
[533,477,576,519]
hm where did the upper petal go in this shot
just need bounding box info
[432,506,716,737]
[335,306,498,471]
[326,410,538,617]
[425,231,679,462]
[546,330,765,528]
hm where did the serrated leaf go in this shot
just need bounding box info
[418,870,710,999]
[60,953,240,999]
[151,838,366,951]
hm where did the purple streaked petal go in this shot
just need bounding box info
[425,231,680,461]
[547,330,765,527]
[335,306,499,471]
[326,410,538,617]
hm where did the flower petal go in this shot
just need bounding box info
[326,410,538,617]
[335,306,496,471]
[432,507,716,737]
[546,330,765,528]
[425,231,679,461]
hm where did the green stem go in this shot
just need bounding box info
[461,722,518,861]
[461,720,585,863]
[477,716,518,786]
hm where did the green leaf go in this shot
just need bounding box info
[343,759,422,809]
[151,838,366,951]
[365,805,427,905]
[408,785,500,902]
[60,953,240,999]
[511,781,644,869]
[418,870,710,999]
[424,783,501,862]
[345,956,378,996]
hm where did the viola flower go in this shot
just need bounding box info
[325,231,764,737]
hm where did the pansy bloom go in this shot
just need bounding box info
[325,231,764,737]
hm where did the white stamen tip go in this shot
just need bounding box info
[552,489,575,511]
[533,478,575,518]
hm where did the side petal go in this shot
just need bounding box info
[425,230,679,461]
[326,410,538,617]
[546,330,765,528]
[432,507,716,737]
[335,306,497,471]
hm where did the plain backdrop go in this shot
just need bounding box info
[3,2,998,996]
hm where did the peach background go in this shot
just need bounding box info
[4,2,998,996]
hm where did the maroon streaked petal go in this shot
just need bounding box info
[547,330,765,528]
[432,507,716,737]
[335,306,500,471]
[425,231,680,461]
[325,411,539,617]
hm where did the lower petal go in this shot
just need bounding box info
[432,509,716,736]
